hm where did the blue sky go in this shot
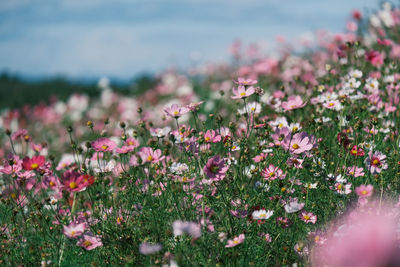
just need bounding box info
[0,0,380,80]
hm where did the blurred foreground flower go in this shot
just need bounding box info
[311,201,400,267]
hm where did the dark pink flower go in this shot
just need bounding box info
[203,155,229,181]
[61,170,89,193]
[22,155,45,171]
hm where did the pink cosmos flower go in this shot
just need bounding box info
[365,50,384,66]
[225,234,245,248]
[270,126,290,146]
[61,170,89,193]
[203,155,229,181]
[22,155,45,171]
[63,222,86,238]
[286,157,304,169]
[253,152,267,163]
[77,234,103,250]
[11,129,29,141]
[281,95,306,111]
[124,137,139,148]
[91,137,117,152]
[347,166,364,177]
[164,104,189,118]
[1,154,22,175]
[282,132,315,154]
[231,85,255,99]
[172,220,201,239]
[355,184,373,198]
[300,211,317,224]
[204,130,221,143]
[234,77,257,86]
[138,147,164,164]
[186,101,204,112]
[323,100,342,110]
[261,164,286,180]
[116,145,135,154]
[365,151,388,174]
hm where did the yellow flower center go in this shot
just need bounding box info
[173,111,180,116]
[328,102,334,107]
[101,145,108,150]
[83,240,92,247]
[69,182,77,189]
[71,231,76,236]
[361,190,368,195]
[233,239,239,244]
[303,215,310,220]
[292,143,299,149]
[147,155,153,162]
[372,159,379,165]
[31,163,39,169]
[240,92,246,97]
[49,181,55,187]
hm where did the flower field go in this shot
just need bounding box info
[1,3,400,266]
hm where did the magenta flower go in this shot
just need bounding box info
[355,184,373,198]
[261,164,286,180]
[92,137,117,152]
[300,211,317,224]
[231,85,255,99]
[282,132,315,154]
[77,234,103,250]
[164,104,189,118]
[138,147,164,164]
[365,50,384,66]
[61,170,89,193]
[63,222,86,238]
[204,130,221,143]
[203,155,229,181]
[281,95,306,111]
[22,155,45,171]
[365,151,388,174]
[225,234,245,248]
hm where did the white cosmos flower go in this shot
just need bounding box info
[284,201,305,213]
[252,209,274,220]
